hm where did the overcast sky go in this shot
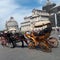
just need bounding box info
[0,0,60,30]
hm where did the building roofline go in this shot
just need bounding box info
[50,5,60,10]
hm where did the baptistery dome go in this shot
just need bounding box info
[6,17,19,33]
[6,17,18,27]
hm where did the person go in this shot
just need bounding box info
[0,32,7,47]
[1,36,7,47]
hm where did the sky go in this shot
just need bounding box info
[0,0,60,30]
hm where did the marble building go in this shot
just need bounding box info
[21,9,50,32]
[20,3,50,32]
[5,17,19,33]
[21,0,60,32]
[43,0,60,28]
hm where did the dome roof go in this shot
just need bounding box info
[6,17,18,27]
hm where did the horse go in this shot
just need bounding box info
[14,33,28,47]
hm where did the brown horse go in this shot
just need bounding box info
[0,32,28,48]
[13,33,28,47]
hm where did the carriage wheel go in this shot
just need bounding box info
[48,37,59,48]
[39,42,52,52]
[28,42,35,49]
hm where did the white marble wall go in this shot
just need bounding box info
[21,9,49,32]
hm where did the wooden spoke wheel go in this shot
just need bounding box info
[39,42,52,52]
[28,42,35,49]
[48,37,59,48]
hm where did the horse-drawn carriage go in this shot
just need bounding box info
[0,20,59,52]
[25,21,59,52]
